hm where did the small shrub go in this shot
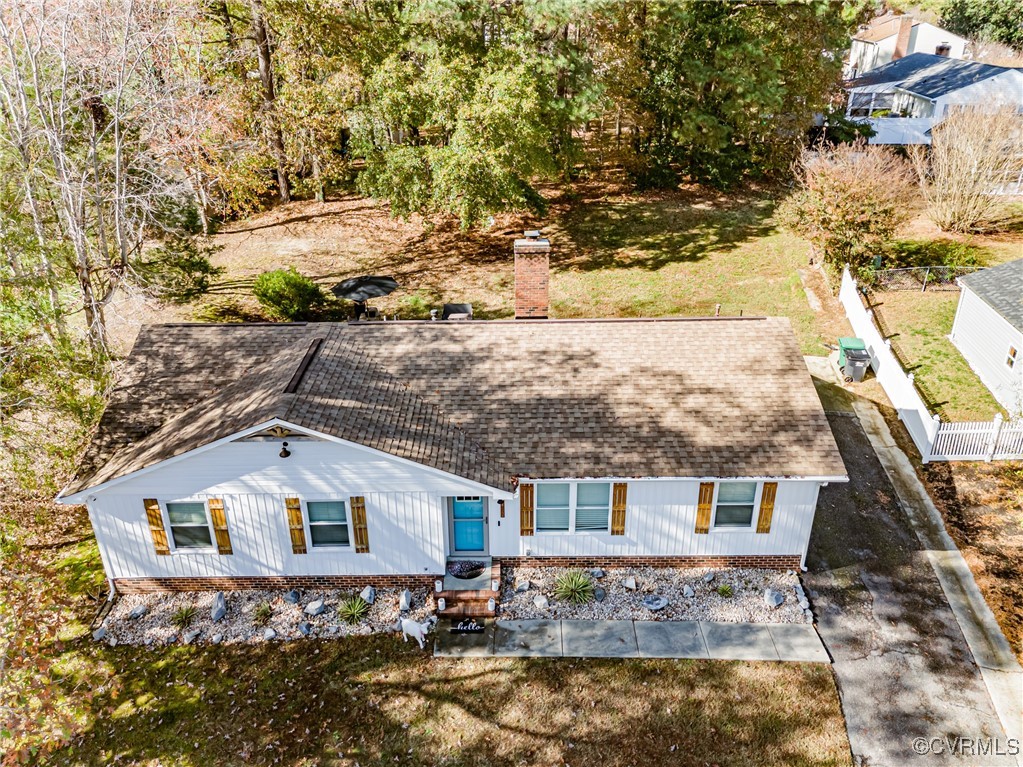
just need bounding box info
[553,570,595,604]
[252,267,325,321]
[716,583,734,598]
[337,595,370,625]
[171,604,197,630]
[252,601,273,626]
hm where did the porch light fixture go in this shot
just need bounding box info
[279,441,291,459]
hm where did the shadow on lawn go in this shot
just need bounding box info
[54,637,844,767]
[552,194,777,273]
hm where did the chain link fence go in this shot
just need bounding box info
[871,266,984,292]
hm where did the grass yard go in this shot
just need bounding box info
[126,183,831,357]
[869,289,1004,422]
[7,527,853,767]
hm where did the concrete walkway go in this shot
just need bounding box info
[434,618,829,662]
[806,356,1022,767]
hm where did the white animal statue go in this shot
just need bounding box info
[394,616,437,649]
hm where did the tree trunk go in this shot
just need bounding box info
[251,0,290,203]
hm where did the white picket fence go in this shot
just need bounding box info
[838,267,1023,462]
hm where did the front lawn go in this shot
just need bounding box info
[53,638,850,767]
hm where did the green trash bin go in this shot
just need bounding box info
[838,337,867,368]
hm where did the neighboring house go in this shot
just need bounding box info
[845,14,967,78]
[57,236,847,595]
[951,260,1023,417]
[845,53,1023,145]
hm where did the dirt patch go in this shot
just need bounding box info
[920,459,1023,661]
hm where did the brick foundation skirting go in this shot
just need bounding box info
[113,574,439,594]
[493,555,802,570]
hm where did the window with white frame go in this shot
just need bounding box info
[536,482,611,533]
[306,500,350,547]
[1007,346,1018,369]
[166,501,213,549]
[712,482,758,529]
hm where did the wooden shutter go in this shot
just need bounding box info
[519,483,534,536]
[144,498,170,555]
[350,496,370,553]
[756,482,778,534]
[285,497,307,554]
[610,482,628,535]
[695,482,714,534]
[208,498,232,555]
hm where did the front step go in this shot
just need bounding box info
[437,561,502,619]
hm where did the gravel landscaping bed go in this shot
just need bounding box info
[499,566,811,624]
[99,587,435,646]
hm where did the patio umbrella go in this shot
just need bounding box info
[330,275,399,303]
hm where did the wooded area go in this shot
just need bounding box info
[0,0,863,491]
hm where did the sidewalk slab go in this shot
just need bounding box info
[635,621,709,659]
[434,620,495,657]
[561,620,638,658]
[767,624,830,663]
[700,622,780,661]
[493,620,562,657]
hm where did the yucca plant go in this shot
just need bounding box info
[716,583,734,598]
[252,601,273,626]
[337,595,370,625]
[171,604,197,630]
[553,570,595,604]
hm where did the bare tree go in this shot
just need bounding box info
[910,106,1023,233]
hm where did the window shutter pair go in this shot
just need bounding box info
[285,496,370,554]
[144,498,231,555]
[693,482,778,534]
[518,482,628,536]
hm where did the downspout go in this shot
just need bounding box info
[84,498,118,601]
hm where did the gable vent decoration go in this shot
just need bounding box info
[266,425,292,439]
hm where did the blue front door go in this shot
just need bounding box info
[452,497,486,553]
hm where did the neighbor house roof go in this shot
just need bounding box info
[853,15,916,44]
[960,260,1023,333]
[846,52,947,88]
[64,317,846,496]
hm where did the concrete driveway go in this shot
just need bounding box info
[807,410,1017,766]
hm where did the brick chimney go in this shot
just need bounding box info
[892,16,913,60]
[514,230,550,319]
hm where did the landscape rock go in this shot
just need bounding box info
[283,589,301,604]
[211,592,227,622]
[92,626,108,641]
[533,594,550,610]
[128,605,148,620]
[590,568,605,579]
[298,622,312,636]
[360,586,376,605]
[399,589,413,612]
[682,585,695,598]
[166,634,178,645]
[798,598,810,610]
[304,599,325,616]
[594,587,606,602]
[263,628,277,641]
[623,576,638,591]
[643,595,669,611]
[514,579,531,593]
[804,608,814,620]
[107,636,118,647]
[703,573,716,583]
[182,629,201,645]
[764,589,784,609]
[211,633,223,644]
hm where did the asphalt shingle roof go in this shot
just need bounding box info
[849,53,1013,98]
[960,260,1023,333]
[65,318,846,495]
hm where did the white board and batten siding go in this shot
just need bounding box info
[85,438,830,581]
[950,286,1023,417]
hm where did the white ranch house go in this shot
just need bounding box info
[951,260,1023,417]
[845,53,1023,147]
[59,239,846,596]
